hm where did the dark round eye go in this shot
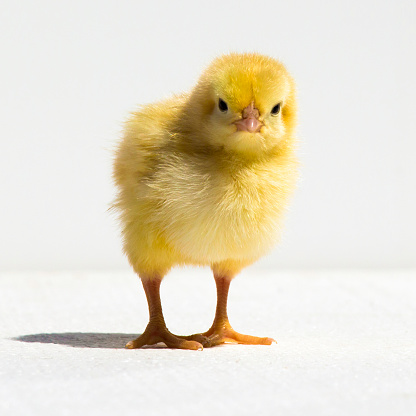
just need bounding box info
[271,103,281,115]
[218,98,228,112]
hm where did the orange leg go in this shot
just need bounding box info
[196,274,276,347]
[126,277,203,350]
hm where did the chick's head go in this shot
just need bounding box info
[186,53,296,157]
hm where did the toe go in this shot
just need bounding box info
[125,341,134,349]
[125,336,148,349]
[179,340,203,351]
[179,333,210,346]
[200,327,277,347]
[230,331,276,345]
[163,334,203,350]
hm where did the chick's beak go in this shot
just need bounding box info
[234,102,263,133]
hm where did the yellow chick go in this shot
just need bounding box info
[113,53,298,350]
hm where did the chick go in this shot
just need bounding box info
[113,53,298,350]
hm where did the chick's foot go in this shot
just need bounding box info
[192,322,276,347]
[126,277,203,350]
[196,274,276,347]
[126,321,203,350]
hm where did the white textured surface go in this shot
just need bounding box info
[1,268,416,415]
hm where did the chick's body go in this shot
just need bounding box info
[113,53,298,349]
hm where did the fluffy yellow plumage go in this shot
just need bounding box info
[113,53,298,350]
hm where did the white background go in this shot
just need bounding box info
[1,0,415,271]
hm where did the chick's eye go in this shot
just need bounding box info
[218,98,228,112]
[271,103,281,116]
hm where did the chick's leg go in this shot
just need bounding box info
[126,277,203,350]
[202,274,276,347]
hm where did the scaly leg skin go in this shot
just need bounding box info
[186,274,276,348]
[126,277,203,351]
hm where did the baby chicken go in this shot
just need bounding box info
[113,53,298,350]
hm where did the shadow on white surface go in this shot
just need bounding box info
[13,332,146,349]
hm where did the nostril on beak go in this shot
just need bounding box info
[242,102,260,120]
[235,102,262,132]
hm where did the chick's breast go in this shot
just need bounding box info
[143,149,297,265]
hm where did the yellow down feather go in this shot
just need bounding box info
[113,53,298,279]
